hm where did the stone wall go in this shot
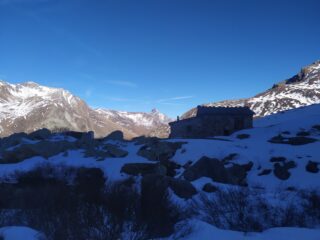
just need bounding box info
[169,115,252,138]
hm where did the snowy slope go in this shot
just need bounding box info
[182,60,320,118]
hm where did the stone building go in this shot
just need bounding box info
[169,106,254,138]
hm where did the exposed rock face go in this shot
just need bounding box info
[0,81,171,139]
[183,156,251,186]
[181,61,320,119]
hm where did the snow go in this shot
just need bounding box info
[0,226,43,240]
[169,220,320,240]
[0,81,78,119]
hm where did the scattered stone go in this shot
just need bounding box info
[0,141,76,163]
[103,144,128,158]
[270,157,286,162]
[306,161,319,173]
[132,136,159,145]
[236,134,250,139]
[258,169,272,176]
[222,153,238,162]
[183,156,251,186]
[121,163,167,176]
[141,174,197,199]
[296,131,310,137]
[269,135,318,145]
[137,140,186,161]
[273,161,297,180]
[202,183,218,193]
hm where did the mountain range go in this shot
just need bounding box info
[0,60,319,138]
[0,81,171,138]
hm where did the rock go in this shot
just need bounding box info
[104,130,124,141]
[77,131,95,148]
[141,174,197,199]
[222,153,238,162]
[64,131,87,139]
[258,169,272,176]
[270,157,286,162]
[296,131,310,137]
[202,183,218,193]
[269,135,318,145]
[1,141,76,163]
[132,136,159,145]
[0,132,29,151]
[28,128,51,140]
[273,161,297,180]
[306,161,319,173]
[121,163,167,176]
[103,144,128,158]
[137,140,186,161]
[183,156,250,186]
[236,134,250,139]
[167,178,197,199]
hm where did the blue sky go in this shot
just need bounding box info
[0,0,319,117]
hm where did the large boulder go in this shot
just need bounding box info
[85,143,128,160]
[183,156,251,186]
[103,144,128,158]
[121,163,167,176]
[28,128,52,140]
[0,141,76,163]
[137,140,186,161]
[104,130,124,141]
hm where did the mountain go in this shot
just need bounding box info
[182,60,320,119]
[0,80,170,138]
[94,108,171,138]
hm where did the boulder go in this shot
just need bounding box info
[167,177,197,199]
[28,128,51,140]
[273,161,297,180]
[269,135,318,145]
[306,161,319,173]
[121,163,167,176]
[141,174,197,199]
[103,144,128,158]
[133,136,159,145]
[202,183,218,193]
[183,156,251,186]
[137,141,186,161]
[104,130,124,141]
[258,169,272,176]
[0,141,76,163]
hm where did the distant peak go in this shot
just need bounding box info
[21,81,40,87]
[151,108,160,114]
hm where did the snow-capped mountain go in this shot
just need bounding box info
[182,60,320,119]
[94,108,171,137]
[0,80,170,138]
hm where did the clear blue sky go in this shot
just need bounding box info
[0,0,319,117]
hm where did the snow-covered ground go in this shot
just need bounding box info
[0,226,43,240]
[0,104,319,239]
[168,220,320,240]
